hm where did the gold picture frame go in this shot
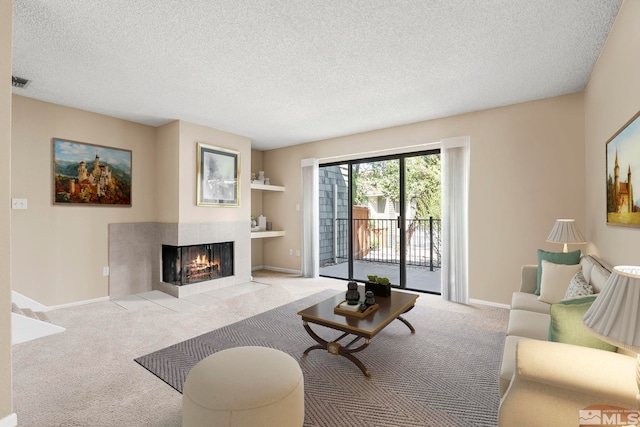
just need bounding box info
[196,143,240,206]
[606,111,640,227]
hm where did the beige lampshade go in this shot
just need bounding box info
[546,219,586,252]
[582,266,640,352]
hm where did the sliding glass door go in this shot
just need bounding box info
[351,158,401,284]
[318,150,441,293]
[402,154,442,293]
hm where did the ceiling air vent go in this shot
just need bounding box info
[12,75,30,89]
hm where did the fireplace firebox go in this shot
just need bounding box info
[162,242,234,286]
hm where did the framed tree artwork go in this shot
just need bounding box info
[196,143,240,206]
[606,111,640,227]
[53,138,132,206]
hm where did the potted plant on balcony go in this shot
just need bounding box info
[365,275,391,297]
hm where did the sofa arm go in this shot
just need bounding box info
[519,265,538,293]
[499,340,637,427]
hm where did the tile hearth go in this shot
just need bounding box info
[112,282,269,313]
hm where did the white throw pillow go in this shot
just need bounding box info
[538,260,582,304]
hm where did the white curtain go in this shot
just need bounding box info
[441,136,470,303]
[301,158,319,278]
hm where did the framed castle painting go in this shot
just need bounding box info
[196,143,240,206]
[606,111,640,227]
[53,138,132,206]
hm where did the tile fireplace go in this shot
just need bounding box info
[162,242,234,286]
[108,221,251,299]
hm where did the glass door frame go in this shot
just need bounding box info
[320,148,439,290]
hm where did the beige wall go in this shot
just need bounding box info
[251,149,264,267]
[263,93,585,304]
[155,121,180,223]
[0,0,12,420]
[584,0,640,264]
[177,121,251,223]
[11,96,158,306]
[11,102,253,306]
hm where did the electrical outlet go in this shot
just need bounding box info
[11,198,27,210]
[295,250,300,257]
[103,267,110,276]
[289,249,293,256]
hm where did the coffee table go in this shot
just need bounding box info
[297,286,418,377]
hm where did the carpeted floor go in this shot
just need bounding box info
[136,289,508,427]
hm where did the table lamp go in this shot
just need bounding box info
[583,266,640,408]
[546,219,586,253]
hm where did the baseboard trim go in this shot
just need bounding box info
[470,298,510,309]
[261,266,302,275]
[47,296,110,311]
[12,290,111,312]
[0,413,17,427]
[251,265,265,271]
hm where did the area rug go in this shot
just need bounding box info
[135,289,508,427]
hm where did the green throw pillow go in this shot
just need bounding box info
[548,296,617,352]
[536,249,581,295]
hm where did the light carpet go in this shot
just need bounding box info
[136,289,508,427]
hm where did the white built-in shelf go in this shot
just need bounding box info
[251,230,286,239]
[251,183,285,192]
[251,181,285,242]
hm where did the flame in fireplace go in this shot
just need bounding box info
[162,242,233,286]
[189,255,220,271]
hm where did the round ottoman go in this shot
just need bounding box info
[182,346,304,427]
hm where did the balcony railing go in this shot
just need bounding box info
[334,217,441,270]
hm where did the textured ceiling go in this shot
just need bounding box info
[12,0,622,150]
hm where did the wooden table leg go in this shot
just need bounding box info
[339,339,371,377]
[396,315,415,333]
[396,305,416,333]
[302,321,372,377]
